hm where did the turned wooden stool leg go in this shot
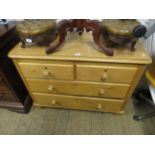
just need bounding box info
[46,20,70,54]
[21,41,26,48]
[92,29,113,56]
[131,39,137,51]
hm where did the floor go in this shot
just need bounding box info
[0,98,155,135]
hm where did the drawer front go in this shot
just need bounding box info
[33,93,123,113]
[76,64,137,83]
[27,79,129,99]
[18,62,74,80]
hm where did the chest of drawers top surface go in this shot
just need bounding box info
[9,32,151,65]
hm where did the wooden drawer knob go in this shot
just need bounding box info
[51,100,56,105]
[97,104,102,110]
[48,85,54,91]
[101,73,108,80]
[99,89,105,95]
[43,70,49,76]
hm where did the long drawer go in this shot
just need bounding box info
[27,79,129,99]
[18,62,74,80]
[33,93,124,113]
[76,63,137,83]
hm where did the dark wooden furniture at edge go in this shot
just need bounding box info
[0,21,32,113]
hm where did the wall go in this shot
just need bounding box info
[138,19,155,60]
[137,19,155,90]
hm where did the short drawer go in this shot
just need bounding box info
[76,64,137,83]
[27,79,129,99]
[18,62,74,80]
[33,93,124,113]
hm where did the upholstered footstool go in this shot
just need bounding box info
[16,19,56,47]
[101,19,146,51]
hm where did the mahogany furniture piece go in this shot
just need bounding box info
[46,19,113,56]
[0,21,32,113]
[9,33,151,114]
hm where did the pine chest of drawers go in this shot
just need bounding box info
[9,33,151,114]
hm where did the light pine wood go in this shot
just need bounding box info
[33,93,124,113]
[18,62,74,80]
[8,32,152,113]
[76,63,137,83]
[8,33,151,65]
[27,79,129,99]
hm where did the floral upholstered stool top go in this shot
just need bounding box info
[16,19,56,47]
[101,19,146,51]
